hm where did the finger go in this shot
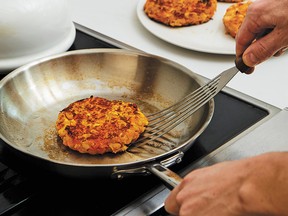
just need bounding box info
[235,1,275,57]
[235,25,257,57]
[235,7,267,57]
[242,29,284,67]
[274,46,288,57]
[164,185,181,215]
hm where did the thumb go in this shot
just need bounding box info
[164,185,181,215]
[242,29,283,67]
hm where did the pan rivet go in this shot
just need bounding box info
[176,158,182,163]
[117,174,124,179]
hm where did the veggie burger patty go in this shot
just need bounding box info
[56,96,148,155]
[144,0,217,27]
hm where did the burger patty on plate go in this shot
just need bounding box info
[144,0,217,27]
[223,1,252,38]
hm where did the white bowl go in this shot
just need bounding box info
[0,0,76,73]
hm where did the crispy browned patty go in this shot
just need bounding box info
[144,0,218,27]
[223,1,252,38]
[56,96,148,155]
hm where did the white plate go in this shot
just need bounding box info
[137,0,236,55]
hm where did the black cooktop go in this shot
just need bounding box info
[0,29,268,216]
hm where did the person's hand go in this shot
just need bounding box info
[236,0,288,74]
[164,152,288,216]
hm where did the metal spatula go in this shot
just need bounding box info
[129,58,251,189]
[135,57,250,148]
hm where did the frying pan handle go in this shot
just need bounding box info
[147,164,182,190]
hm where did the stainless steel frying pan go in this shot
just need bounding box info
[0,49,214,189]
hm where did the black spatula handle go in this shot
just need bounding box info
[235,29,273,74]
[235,56,253,73]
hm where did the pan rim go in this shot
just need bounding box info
[0,48,214,168]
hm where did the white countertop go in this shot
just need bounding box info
[70,0,288,109]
